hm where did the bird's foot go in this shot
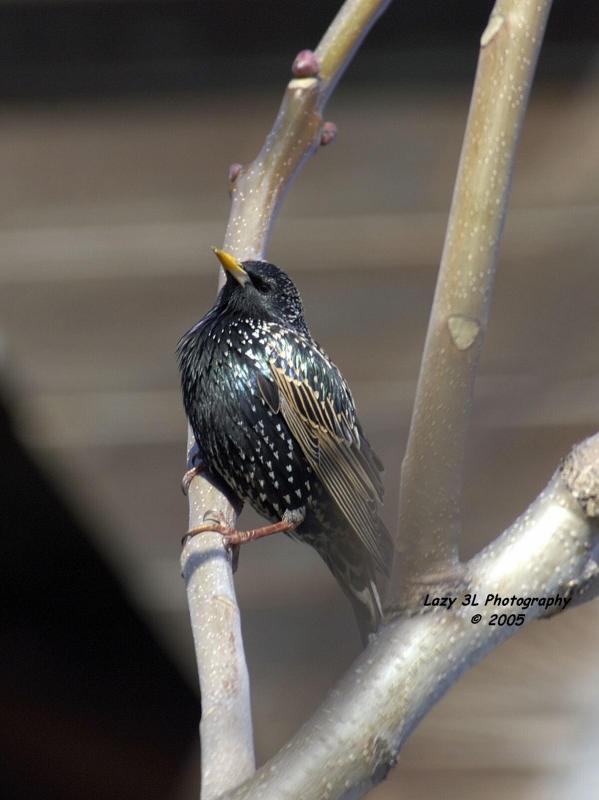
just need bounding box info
[182,511,302,549]
[181,464,205,495]
[181,440,206,495]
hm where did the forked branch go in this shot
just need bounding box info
[221,434,599,799]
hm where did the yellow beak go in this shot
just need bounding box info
[212,248,249,286]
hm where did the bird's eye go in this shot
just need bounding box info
[251,275,270,294]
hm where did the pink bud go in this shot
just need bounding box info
[228,163,242,184]
[292,50,320,78]
[320,121,338,147]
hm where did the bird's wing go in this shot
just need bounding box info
[257,335,392,574]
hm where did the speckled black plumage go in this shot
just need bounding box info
[177,259,393,640]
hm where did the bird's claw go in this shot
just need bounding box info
[181,464,205,495]
[181,517,298,549]
[181,521,236,548]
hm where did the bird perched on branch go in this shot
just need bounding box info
[177,249,393,641]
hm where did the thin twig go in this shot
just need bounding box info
[225,0,392,260]
[392,0,554,608]
[222,433,599,800]
[180,1,392,796]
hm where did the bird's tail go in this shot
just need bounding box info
[346,573,385,646]
[315,525,388,646]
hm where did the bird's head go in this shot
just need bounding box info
[213,249,308,333]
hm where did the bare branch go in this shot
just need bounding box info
[180,1,392,796]
[222,433,599,800]
[181,510,254,800]
[392,0,554,606]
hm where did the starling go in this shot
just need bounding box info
[177,249,393,641]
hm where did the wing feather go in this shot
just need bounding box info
[261,337,392,574]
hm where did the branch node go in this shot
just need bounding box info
[228,162,243,186]
[480,13,505,47]
[447,314,481,351]
[369,736,398,784]
[320,121,338,146]
[288,77,319,92]
[292,49,321,78]
[561,433,599,519]
[387,565,467,616]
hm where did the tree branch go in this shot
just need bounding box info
[181,481,252,800]
[392,0,554,607]
[221,433,599,800]
[180,2,392,796]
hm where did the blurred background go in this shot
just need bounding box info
[1,1,598,798]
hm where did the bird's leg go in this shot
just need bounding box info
[181,440,205,495]
[182,508,305,548]
[183,518,296,547]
